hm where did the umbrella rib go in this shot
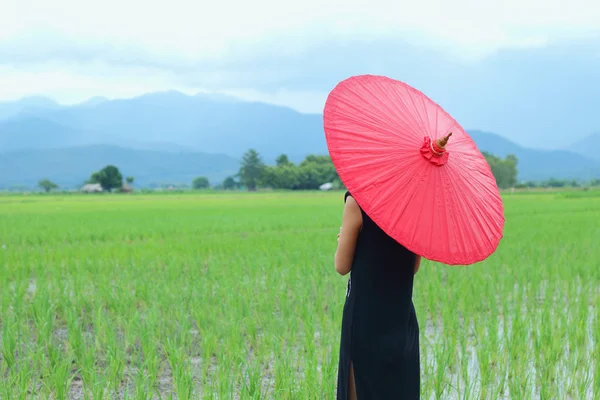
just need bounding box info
[388,161,430,234]
[443,165,469,262]
[373,78,408,128]
[450,160,500,255]
[438,166,452,262]
[360,79,416,141]
[411,163,436,256]
[434,105,440,143]
[391,85,427,140]
[327,103,396,136]
[327,94,396,134]
[418,87,434,139]
[333,82,415,138]
[405,86,431,139]
[386,83,426,141]
[328,127,400,148]
[362,78,424,144]
[347,152,405,178]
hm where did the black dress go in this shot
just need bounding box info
[337,191,420,399]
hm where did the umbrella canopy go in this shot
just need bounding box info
[323,75,504,265]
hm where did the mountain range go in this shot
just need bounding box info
[1,93,599,189]
[0,92,325,160]
[567,132,600,162]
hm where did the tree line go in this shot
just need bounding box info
[39,165,133,193]
[482,152,518,189]
[231,149,522,191]
[36,148,600,193]
[232,150,342,191]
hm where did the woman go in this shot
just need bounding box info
[335,191,421,400]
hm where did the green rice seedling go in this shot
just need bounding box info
[49,358,75,400]
[133,365,151,400]
[455,325,476,400]
[32,305,54,353]
[432,335,453,399]
[490,361,507,400]
[238,354,266,400]
[0,191,598,398]
[0,376,9,399]
[273,344,291,396]
[1,319,17,370]
[7,366,31,400]
[506,312,531,399]
[216,358,236,398]
[97,320,124,397]
[90,371,108,400]
[165,339,195,400]
[593,297,600,399]
[422,340,438,400]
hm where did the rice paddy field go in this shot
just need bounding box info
[0,190,599,399]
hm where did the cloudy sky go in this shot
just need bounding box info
[1,0,600,147]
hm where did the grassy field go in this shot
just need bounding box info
[0,190,599,399]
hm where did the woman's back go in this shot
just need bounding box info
[337,191,420,400]
[349,194,416,302]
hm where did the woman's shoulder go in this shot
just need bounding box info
[344,191,351,203]
[344,191,363,216]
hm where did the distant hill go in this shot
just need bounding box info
[0,116,184,152]
[0,93,598,184]
[0,96,61,120]
[0,145,240,190]
[0,117,101,150]
[8,91,326,163]
[567,132,600,162]
[469,130,600,181]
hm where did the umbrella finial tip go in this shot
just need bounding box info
[436,132,452,148]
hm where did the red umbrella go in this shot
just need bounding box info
[324,75,504,265]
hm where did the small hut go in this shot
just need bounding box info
[319,182,333,191]
[81,183,103,193]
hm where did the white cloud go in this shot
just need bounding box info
[3,0,599,58]
[1,0,599,104]
[221,88,328,114]
[0,64,327,112]
[0,64,192,104]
